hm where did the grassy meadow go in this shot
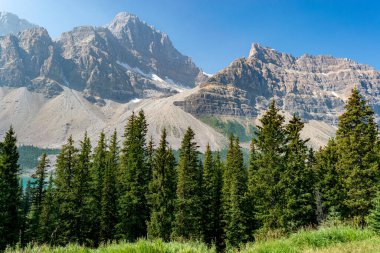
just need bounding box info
[6,226,380,253]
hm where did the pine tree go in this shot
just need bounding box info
[173,127,203,240]
[39,173,57,244]
[53,136,78,245]
[71,132,92,245]
[28,153,49,243]
[89,132,107,244]
[147,129,177,241]
[100,130,119,242]
[202,144,223,246]
[335,88,379,224]
[368,192,380,233]
[283,114,316,229]
[222,136,248,247]
[0,127,21,250]
[250,100,287,230]
[117,110,150,240]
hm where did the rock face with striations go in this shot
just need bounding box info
[0,12,38,36]
[0,12,206,102]
[177,43,380,124]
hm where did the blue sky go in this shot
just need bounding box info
[0,0,379,73]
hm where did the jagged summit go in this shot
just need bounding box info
[0,12,205,101]
[0,12,37,36]
[177,43,380,126]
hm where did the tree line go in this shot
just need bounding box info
[1,88,380,251]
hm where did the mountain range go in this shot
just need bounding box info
[0,12,379,151]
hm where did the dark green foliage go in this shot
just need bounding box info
[250,101,287,230]
[0,127,22,250]
[147,129,177,241]
[89,132,107,244]
[100,130,119,242]
[27,153,49,242]
[39,173,57,244]
[173,127,203,241]
[368,192,380,233]
[71,133,92,245]
[53,136,78,245]
[283,115,316,229]
[314,139,343,221]
[335,88,380,223]
[202,145,223,248]
[117,110,150,241]
[222,136,248,247]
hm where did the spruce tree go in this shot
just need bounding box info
[100,130,119,242]
[202,144,223,246]
[314,139,343,222]
[89,132,107,244]
[39,173,57,244]
[173,127,203,240]
[222,136,248,247]
[0,127,21,250]
[147,129,177,241]
[246,139,258,236]
[335,88,379,224]
[283,114,316,229]
[117,110,150,240]
[71,132,92,245]
[53,136,78,245]
[250,100,287,230]
[20,180,32,246]
[28,153,49,243]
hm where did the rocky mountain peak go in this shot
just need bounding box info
[0,12,37,36]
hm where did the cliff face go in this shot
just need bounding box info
[177,43,380,124]
[0,12,37,36]
[0,12,206,102]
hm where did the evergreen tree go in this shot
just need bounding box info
[246,139,258,236]
[20,180,32,246]
[368,192,380,233]
[283,115,316,229]
[89,132,107,244]
[173,127,203,240]
[0,127,21,250]
[250,100,287,230]
[335,88,379,224]
[39,173,57,244]
[53,136,78,245]
[147,129,177,241]
[27,153,49,243]
[314,139,343,222]
[222,136,248,247]
[71,133,92,245]
[117,110,150,240]
[202,144,223,246]
[100,130,119,242]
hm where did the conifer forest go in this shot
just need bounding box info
[2,88,380,252]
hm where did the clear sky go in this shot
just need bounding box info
[0,0,379,73]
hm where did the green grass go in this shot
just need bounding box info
[238,226,377,253]
[6,226,380,253]
[6,240,215,253]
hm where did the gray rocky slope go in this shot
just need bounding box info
[0,12,207,102]
[176,43,380,125]
[0,12,37,36]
